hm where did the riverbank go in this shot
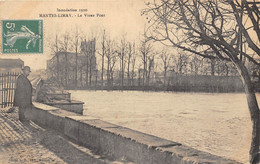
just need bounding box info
[0,108,132,164]
[65,85,246,93]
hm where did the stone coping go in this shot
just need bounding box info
[66,115,99,121]
[45,100,84,105]
[102,126,181,148]
[33,102,60,111]
[49,109,78,117]
[46,92,70,95]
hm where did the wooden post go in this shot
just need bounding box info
[13,72,18,106]
[9,73,12,106]
[5,73,9,107]
[1,73,3,108]
[7,73,10,106]
[3,73,6,107]
[9,72,11,106]
[9,72,13,106]
[10,72,14,106]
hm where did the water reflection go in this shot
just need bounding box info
[69,90,260,163]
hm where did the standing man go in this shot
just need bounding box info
[13,66,32,122]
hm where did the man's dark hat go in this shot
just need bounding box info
[22,66,31,72]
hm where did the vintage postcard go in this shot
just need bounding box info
[0,0,259,164]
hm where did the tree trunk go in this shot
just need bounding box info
[56,54,60,84]
[236,61,260,164]
[75,49,78,87]
[121,54,124,87]
[131,71,134,86]
[127,61,130,86]
[65,52,68,87]
[143,62,146,86]
[95,69,98,87]
[107,59,110,87]
[164,68,167,87]
[101,55,104,87]
[101,36,105,88]
[111,71,114,87]
[211,59,215,76]
[80,67,82,87]
[147,66,151,86]
[225,63,229,76]
[86,57,89,87]
[89,57,92,87]
[131,61,135,86]
[138,69,141,87]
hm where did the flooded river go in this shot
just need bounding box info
[69,90,260,163]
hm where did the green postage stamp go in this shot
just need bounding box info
[2,20,43,54]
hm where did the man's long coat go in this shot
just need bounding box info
[13,74,32,108]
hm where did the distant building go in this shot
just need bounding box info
[47,39,97,87]
[0,58,24,73]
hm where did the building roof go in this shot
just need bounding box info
[0,59,24,68]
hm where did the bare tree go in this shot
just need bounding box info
[210,58,216,76]
[105,37,117,87]
[160,49,172,86]
[147,54,155,86]
[48,34,61,83]
[72,27,80,87]
[60,32,70,87]
[88,38,96,86]
[117,36,128,87]
[131,43,137,86]
[127,42,132,86]
[54,35,60,83]
[214,60,237,76]
[172,52,189,75]
[98,30,106,87]
[81,37,96,87]
[137,64,142,86]
[190,55,203,75]
[139,38,153,86]
[144,0,260,162]
[109,53,117,86]
[125,42,138,86]
[81,39,89,87]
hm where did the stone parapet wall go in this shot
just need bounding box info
[30,102,241,164]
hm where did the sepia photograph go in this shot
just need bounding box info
[0,0,259,163]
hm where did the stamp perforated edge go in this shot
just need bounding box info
[1,19,44,55]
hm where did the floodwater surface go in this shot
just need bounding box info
[69,90,260,163]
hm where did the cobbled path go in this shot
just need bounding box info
[0,108,130,164]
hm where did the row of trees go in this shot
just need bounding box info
[98,31,245,87]
[49,30,244,88]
